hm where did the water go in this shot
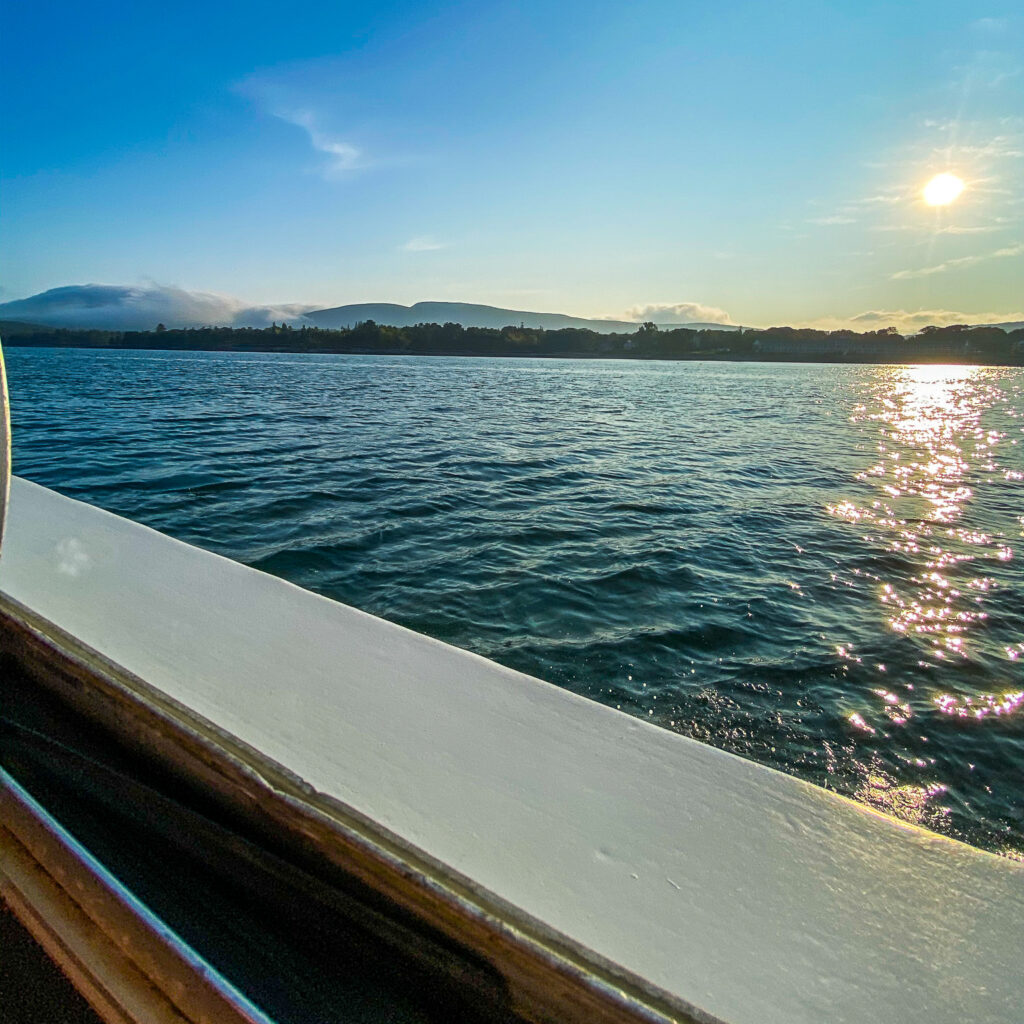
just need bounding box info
[6,347,1023,855]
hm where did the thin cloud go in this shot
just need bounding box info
[952,136,1024,159]
[936,225,999,234]
[278,110,364,177]
[234,71,367,178]
[891,243,1024,279]
[401,236,447,252]
[808,215,857,226]
[856,192,905,206]
[953,51,1022,91]
[871,223,1003,236]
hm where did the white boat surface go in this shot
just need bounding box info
[1,474,1022,1024]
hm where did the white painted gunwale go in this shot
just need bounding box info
[1,477,1021,1024]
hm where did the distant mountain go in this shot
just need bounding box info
[0,287,743,333]
[304,300,636,332]
[0,287,743,334]
[6,285,1017,337]
[0,319,51,336]
[304,300,742,333]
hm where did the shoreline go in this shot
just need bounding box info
[2,319,1022,368]
[5,339,1024,369]
[4,339,1019,368]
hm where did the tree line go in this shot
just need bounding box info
[2,319,1022,365]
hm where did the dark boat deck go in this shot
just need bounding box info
[1,901,104,1024]
[0,655,520,1024]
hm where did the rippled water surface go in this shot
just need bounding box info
[7,348,1023,854]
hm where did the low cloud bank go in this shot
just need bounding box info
[804,309,1024,333]
[623,302,734,325]
[0,284,314,330]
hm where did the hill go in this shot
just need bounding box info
[0,286,740,334]
[0,319,52,336]
[303,301,741,333]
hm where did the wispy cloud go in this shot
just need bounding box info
[805,190,904,229]
[877,221,1011,236]
[856,192,905,206]
[952,50,1021,91]
[950,136,1024,159]
[936,224,999,235]
[891,243,1024,279]
[401,236,446,252]
[276,110,364,177]
[234,67,368,179]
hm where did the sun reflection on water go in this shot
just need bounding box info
[830,366,1010,665]
[934,691,1024,719]
[826,365,1023,841]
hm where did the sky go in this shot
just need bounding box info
[2,0,1022,330]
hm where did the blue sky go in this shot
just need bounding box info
[2,0,1022,329]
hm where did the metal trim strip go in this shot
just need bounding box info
[0,766,277,1024]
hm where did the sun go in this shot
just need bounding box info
[923,173,965,206]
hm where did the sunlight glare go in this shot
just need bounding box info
[923,173,965,206]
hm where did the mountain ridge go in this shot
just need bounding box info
[1,285,1020,335]
[304,300,740,333]
[0,286,740,333]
